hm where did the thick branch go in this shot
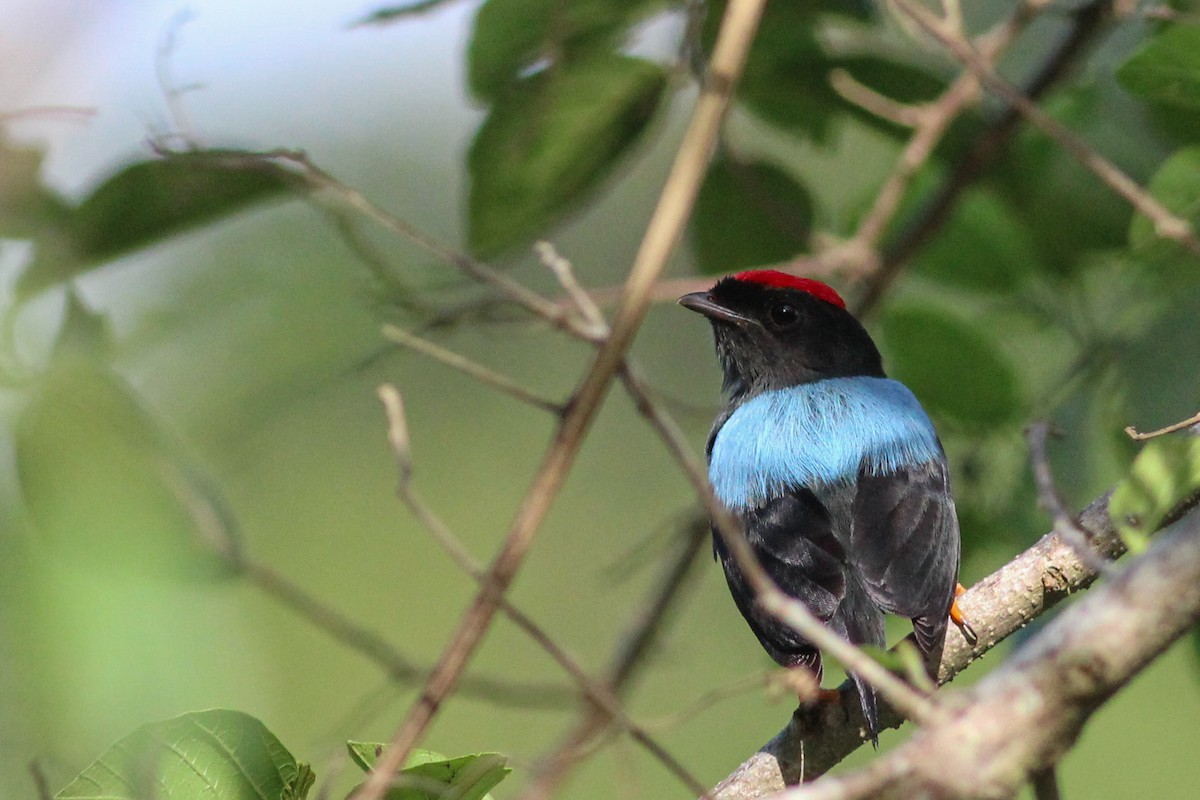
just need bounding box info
[772,505,1200,799]
[712,491,1127,797]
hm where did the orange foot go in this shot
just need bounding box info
[950,583,979,644]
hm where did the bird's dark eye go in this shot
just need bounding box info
[769,303,799,328]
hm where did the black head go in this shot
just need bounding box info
[679,270,884,397]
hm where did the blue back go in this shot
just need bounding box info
[709,377,942,510]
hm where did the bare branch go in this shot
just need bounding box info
[351,4,770,795]
[1027,421,1114,575]
[376,384,711,798]
[892,0,1200,259]
[767,506,1200,800]
[1126,410,1200,441]
[381,324,565,414]
[712,490,1134,797]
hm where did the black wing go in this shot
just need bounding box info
[850,458,960,661]
[714,488,846,670]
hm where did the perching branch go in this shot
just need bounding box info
[710,487,1153,797]
[765,503,1200,800]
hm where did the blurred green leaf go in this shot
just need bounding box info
[1130,145,1200,253]
[347,744,510,800]
[1109,435,1200,554]
[19,152,294,297]
[467,0,654,101]
[912,188,1038,292]
[881,306,1022,428]
[16,360,241,580]
[55,710,309,800]
[1117,24,1200,110]
[467,54,665,257]
[691,156,812,274]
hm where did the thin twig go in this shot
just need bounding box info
[1125,410,1200,441]
[828,69,922,128]
[350,4,769,796]
[892,0,1200,259]
[240,559,572,709]
[239,149,602,343]
[535,241,608,334]
[375,385,712,798]
[381,324,565,414]
[858,0,1112,316]
[1027,422,1114,575]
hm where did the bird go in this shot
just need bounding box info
[679,269,962,742]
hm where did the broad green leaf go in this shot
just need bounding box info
[16,360,241,580]
[55,709,310,800]
[702,2,874,141]
[880,306,1022,428]
[912,188,1038,292]
[467,0,654,101]
[1117,25,1200,110]
[467,54,665,257]
[1129,145,1200,251]
[1109,435,1200,554]
[346,743,511,800]
[690,157,812,274]
[18,152,293,297]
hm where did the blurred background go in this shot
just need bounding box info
[2,1,1199,798]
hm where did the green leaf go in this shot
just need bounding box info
[1109,435,1200,554]
[912,188,1038,292]
[1130,145,1200,251]
[880,306,1022,428]
[15,360,241,580]
[690,156,812,274]
[346,744,511,800]
[18,151,293,297]
[1117,25,1200,110]
[467,54,665,257]
[830,55,947,136]
[55,709,309,800]
[467,0,654,101]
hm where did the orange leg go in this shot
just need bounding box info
[950,583,978,644]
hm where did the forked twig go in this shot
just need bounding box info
[375,385,711,798]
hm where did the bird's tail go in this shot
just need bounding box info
[849,673,880,747]
[835,577,886,745]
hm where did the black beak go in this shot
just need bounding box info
[678,291,752,324]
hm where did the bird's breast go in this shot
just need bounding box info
[708,377,942,510]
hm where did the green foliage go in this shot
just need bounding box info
[12,150,294,298]
[880,306,1022,429]
[346,742,510,800]
[467,54,665,256]
[1131,145,1200,248]
[911,187,1038,292]
[690,156,813,273]
[1109,435,1200,554]
[467,0,656,101]
[1117,24,1200,110]
[55,710,311,800]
